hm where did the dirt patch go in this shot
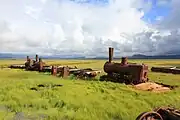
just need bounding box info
[52,84,63,87]
[37,84,45,87]
[134,82,178,92]
[30,87,38,91]
[30,84,63,91]
[37,84,63,88]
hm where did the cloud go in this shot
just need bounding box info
[157,0,171,6]
[0,0,179,57]
[156,0,180,30]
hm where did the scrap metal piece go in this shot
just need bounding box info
[154,106,180,120]
[151,66,180,74]
[9,65,25,69]
[38,58,43,72]
[60,67,70,78]
[51,66,57,76]
[69,68,101,79]
[136,107,180,120]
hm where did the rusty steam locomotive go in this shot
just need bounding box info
[100,47,149,85]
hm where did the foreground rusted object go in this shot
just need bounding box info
[136,111,163,120]
[151,66,180,74]
[100,47,149,85]
[8,55,101,79]
[136,106,180,120]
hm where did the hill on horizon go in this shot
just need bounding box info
[1,53,180,59]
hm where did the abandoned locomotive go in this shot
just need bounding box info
[100,47,149,85]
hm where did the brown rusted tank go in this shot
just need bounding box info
[100,47,149,85]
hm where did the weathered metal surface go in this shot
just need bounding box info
[51,66,57,76]
[24,55,46,72]
[59,67,70,78]
[151,66,180,74]
[136,106,180,120]
[154,107,180,120]
[8,54,101,79]
[109,47,114,63]
[35,54,38,62]
[100,47,149,85]
[39,58,44,72]
[136,111,163,120]
[9,65,25,69]
[71,69,101,79]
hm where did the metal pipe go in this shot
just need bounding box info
[121,57,128,65]
[39,58,42,62]
[26,56,30,61]
[108,47,114,63]
[35,54,38,62]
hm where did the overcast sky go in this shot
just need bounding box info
[0,0,180,57]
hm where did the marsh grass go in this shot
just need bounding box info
[0,59,180,120]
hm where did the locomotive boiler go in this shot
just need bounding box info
[100,47,149,85]
[25,55,45,72]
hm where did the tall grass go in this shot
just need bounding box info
[0,59,179,120]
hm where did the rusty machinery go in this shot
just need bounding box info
[23,55,73,76]
[151,66,180,74]
[24,55,45,72]
[9,54,101,79]
[100,47,149,85]
[136,106,180,120]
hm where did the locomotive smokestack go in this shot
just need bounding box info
[39,58,42,62]
[121,57,128,65]
[109,47,114,63]
[26,56,29,61]
[35,54,38,62]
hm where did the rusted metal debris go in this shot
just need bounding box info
[151,66,180,74]
[59,67,70,78]
[51,66,57,76]
[8,55,101,79]
[136,106,180,120]
[24,55,46,72]
[100,47,149,85]
[9,65,26,69]
[70,68,101,79]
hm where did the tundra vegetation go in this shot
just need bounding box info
[0,59,179,120]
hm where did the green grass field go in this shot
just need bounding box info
[0,59,180,120]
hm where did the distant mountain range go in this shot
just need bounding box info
[1,53,180,59]
[129,54,180,59]
[0,53,86,59]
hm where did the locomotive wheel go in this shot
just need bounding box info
[136,111,163,120]
[99,75,114,82]
[99,75,106,81]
